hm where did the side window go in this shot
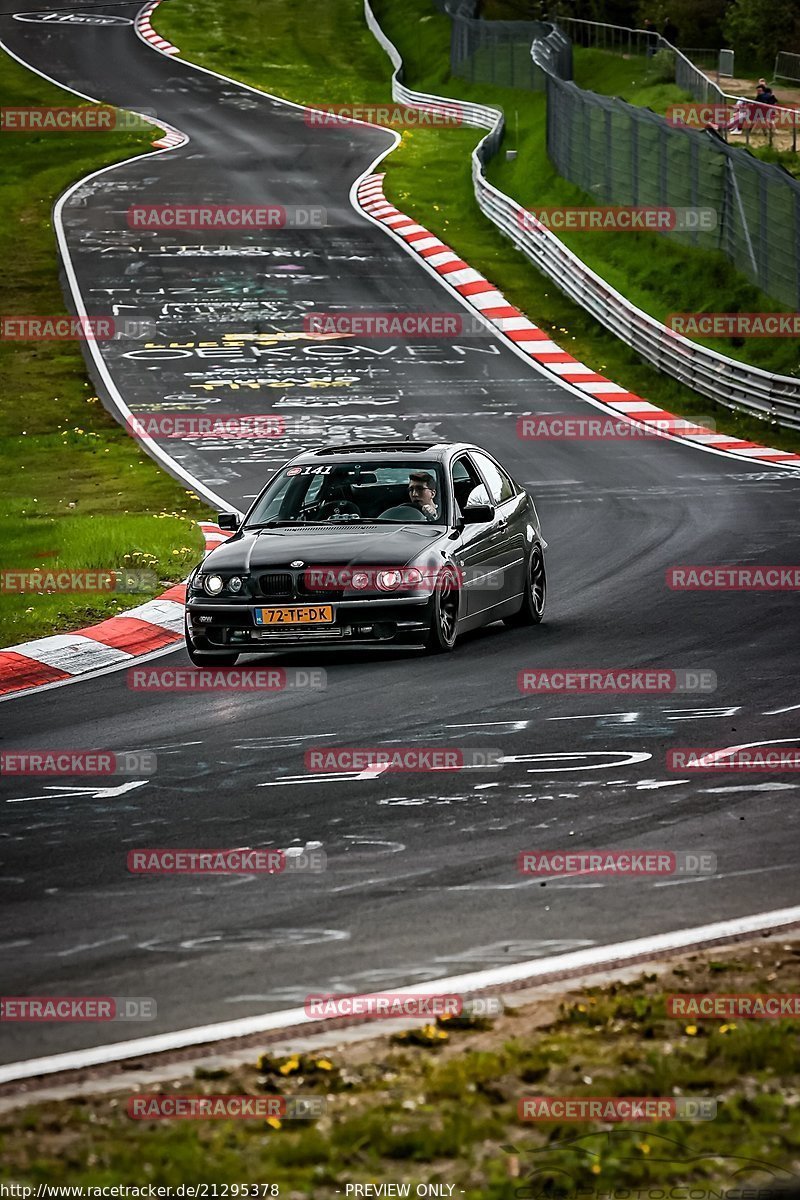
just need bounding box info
[451,456,485,514]
[471,452,515,505]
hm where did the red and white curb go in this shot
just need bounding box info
[150,127,185,150]
[357,174,800,469]
[135,1,180,58]
[198,520,231,551]
[0,523,228,699]
[132,3,186,149]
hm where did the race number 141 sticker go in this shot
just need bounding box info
[286,465,332,476]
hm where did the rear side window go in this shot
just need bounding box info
[470,452,515,504]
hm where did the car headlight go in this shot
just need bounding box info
[375,568,425,592]
[204,574,224,595]
[376,569,402,591]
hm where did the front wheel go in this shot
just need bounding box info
[504,543,546,627]
[424,566,460,654]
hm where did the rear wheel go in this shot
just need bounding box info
[504,543,546,627]
[424,566,460,654]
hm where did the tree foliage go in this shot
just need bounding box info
[722,0,800,70]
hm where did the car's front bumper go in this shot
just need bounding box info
[185,596,432,650]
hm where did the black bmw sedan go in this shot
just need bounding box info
[184,441,546,661]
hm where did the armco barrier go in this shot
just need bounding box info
[363,0,800,431]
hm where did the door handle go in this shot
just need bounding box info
[496,519,508,531]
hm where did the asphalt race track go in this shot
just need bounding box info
[1,2,799,1068]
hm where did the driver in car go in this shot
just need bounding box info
[378,471,440,522]
[407,472,439,520]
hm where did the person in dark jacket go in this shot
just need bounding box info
[756,83,778,106]
[662,16,678,45]
[643,17,658,56]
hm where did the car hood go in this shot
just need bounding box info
[203,524,446,571]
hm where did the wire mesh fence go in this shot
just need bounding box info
[446,0,570,89]
[440,8,800,307]
[543,70,800,307]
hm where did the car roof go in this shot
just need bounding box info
[296,441,482,463]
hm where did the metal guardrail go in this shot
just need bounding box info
[363,0,800,430]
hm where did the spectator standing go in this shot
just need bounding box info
[643,18,658,57]
[662,16,679,45]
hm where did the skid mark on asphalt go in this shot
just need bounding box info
[138,928,349,953]
[56,934,128,958]
[654,863,798,888]
[702,781,797,793]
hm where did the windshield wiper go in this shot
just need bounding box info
[243,520,296,530]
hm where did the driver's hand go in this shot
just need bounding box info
[421,503,437,517]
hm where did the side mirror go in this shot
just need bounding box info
[462,504,496,524]
[217,512,239,531]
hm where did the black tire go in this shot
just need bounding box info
[424,566,460,654]
[185,618,239,666]
[504,543,546,627]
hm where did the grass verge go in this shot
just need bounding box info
[1,939,798,1191]
[154,0,800,454]
[0,51,209,647]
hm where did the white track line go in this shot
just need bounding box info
[1,906,798,1084]
[0,38,230,513]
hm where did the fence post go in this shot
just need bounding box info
[605,105,613,198]
[631,108,638,206]
[728,156,759,276]
[689,136,699,247]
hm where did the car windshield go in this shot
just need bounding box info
[244,461,448,527]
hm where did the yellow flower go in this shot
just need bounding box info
[685,1025,698,1036]
[265,1117,282,1129]
[591,1164,601,1175]
[719,1023,736,1034]
[278,1057,300,1075]
[315,1059,334,1071]
[637,1143,651,1155]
